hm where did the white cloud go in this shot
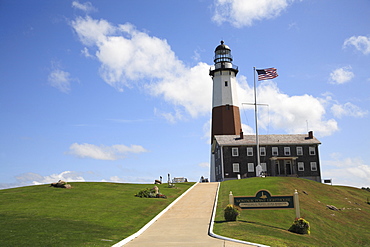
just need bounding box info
[322,155,370,188]
[70,13,361,138]
[148,62,212,118]
[48,68,73,93]
[105,176,148,183]
[72,1,97,13]
[154,108,185,123]
[343,35,370,55]
[71,16,115,46]
[81,47,93,58]
[212,0,295,28]
[0,171,157,190]
[71,15,212,120]
[241,124,255,134]
[14,171,85,186]
[238,79,339,137]
[66,143,148,160]
[329,66,354,84]
[14,172,44,183]
[331,102,368,118]
[198,162,210,168]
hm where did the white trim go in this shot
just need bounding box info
[233,163,240,173]
[220,145,225,181]
[248,163,255,172]
[260,147,266,156]
[112,182,199,247]
[272,147,278,156]
[247,147,253,156]
[208,183,270,247]
[310,162,317,171]
[296,146,303,156]
[298,162,304,171]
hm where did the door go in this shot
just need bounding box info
[275,160,284,175]
[284,160,292,175]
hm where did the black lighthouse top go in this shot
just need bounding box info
[214,40,233,64]
[210,41,238,77]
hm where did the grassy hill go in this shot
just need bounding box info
[0,182,194,246]
[1,179,369,247]
[214,177,370,247]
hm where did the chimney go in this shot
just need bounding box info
[308,131,313,139]
[240,129,244,139]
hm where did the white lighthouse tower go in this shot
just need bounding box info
[209,41,242,182]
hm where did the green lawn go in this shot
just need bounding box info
[0,182,194,246]
[213,177,370,247]
[2,179,369,246]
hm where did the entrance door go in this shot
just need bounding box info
[284,160,292,175]
[275,160,285,175]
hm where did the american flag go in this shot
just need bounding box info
[256,68,278,81]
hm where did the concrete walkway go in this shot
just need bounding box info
[120,182,257,247]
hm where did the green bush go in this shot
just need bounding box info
[288,217,310,234]
[224,204,240,221]
[135,188,166,198]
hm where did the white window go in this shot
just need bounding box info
[233,163,240,172]
[232,147,239,157]
[248,163,254,172]
[260,147,266,156]
[310,162,317,171]
[247,147,253,156]
[261,163,267,171]
[297,147,303,156]
[272,147,278,156]
[309,147,316,156]
[298,162,304,171]
[284,147,291,156]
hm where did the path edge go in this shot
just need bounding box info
[112,182,199,247]
[208,182,270,247]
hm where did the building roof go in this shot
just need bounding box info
[214,134,321,146]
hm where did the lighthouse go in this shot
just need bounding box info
[208,42,322,183]
[209,41,242,182]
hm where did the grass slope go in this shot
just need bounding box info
[0,182,194,246]
[214,177,370,247]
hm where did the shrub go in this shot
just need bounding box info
[288,218,310,235]
[361,187,370,192]
[135,188,166,198]
[135,188,155,198]
[224,204,240,221]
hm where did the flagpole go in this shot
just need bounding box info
[253,67,261,175]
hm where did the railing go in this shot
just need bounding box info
[209,64,238,71]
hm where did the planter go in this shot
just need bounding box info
[224,204,240,221]
[288,218,310,234]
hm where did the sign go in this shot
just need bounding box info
[234,190,294,210]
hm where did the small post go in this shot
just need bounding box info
[294,190,300,218]
[229,191,234,205]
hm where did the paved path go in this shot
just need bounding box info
[121,182,257,247]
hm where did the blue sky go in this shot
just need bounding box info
[1,0,370,189]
